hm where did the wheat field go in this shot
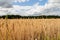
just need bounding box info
[0,19,60,40]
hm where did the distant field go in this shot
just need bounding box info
[0,19,60,40]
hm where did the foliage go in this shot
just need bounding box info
[0,15,60,19]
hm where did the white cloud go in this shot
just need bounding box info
[48,0,60,3]
[9,2,56,16]
[0,0,60,16]
[14,0,29,2]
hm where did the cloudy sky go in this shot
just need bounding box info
[0,0,60,16]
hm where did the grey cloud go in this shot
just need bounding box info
[32,7,60,16]
[0,0,13,8]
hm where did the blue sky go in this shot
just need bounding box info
[13,0,48,6]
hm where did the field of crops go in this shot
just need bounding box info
[0,19,60,40]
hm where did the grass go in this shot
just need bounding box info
[0,19,60,40]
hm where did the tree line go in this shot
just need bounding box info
[0,15,60,19]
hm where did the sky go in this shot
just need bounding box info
[13,0,48,6]
[0,0,60,16]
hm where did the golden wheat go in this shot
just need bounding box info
[0,19,60,40]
